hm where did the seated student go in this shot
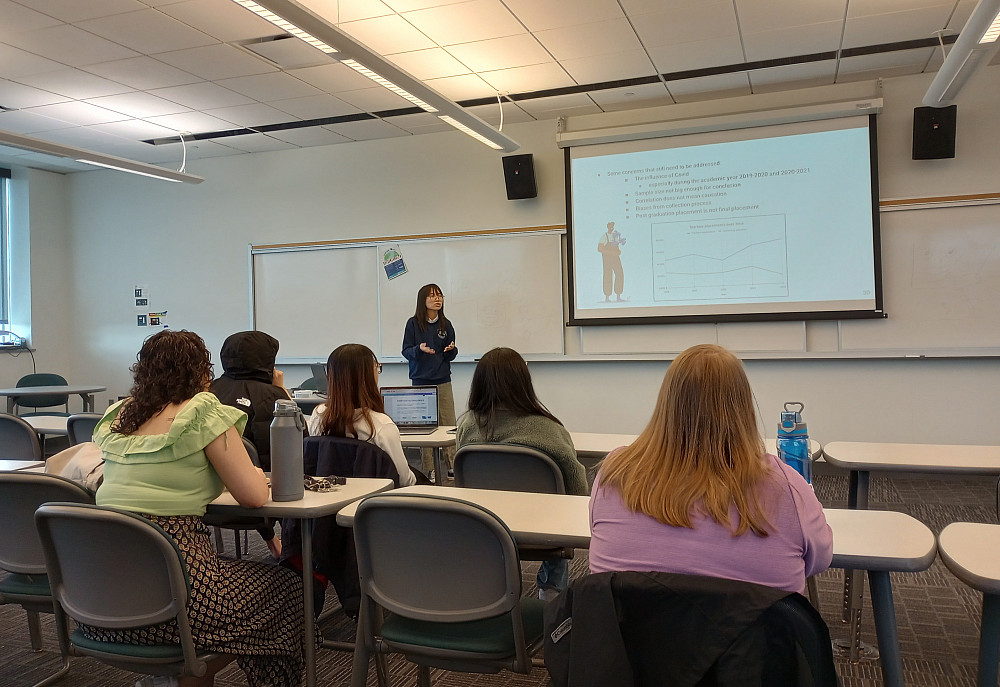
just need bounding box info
[455,347,588,599]
[589,344,832,594]
[307,343,418,487]
[210,330,290,558]
[89,329,314,687]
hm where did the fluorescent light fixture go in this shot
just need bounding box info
[231,0,519,152]
[0,129,204,184]
[232,0,337,54]
[924,0,1000,106]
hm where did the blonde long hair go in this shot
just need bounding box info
[597,344,771,536]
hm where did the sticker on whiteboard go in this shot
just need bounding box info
[382,245,407,280]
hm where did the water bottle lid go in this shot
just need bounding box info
[273,399,299,415]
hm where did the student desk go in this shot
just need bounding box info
[338,487,935,687]
[291,392,325,416]
[0,459,45,471]
[0,384,105,413]
[23,415,69,436]
[570,433,823,461]
[398,426,457,485]
[207,478,393,687]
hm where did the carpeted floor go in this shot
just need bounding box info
[0,469,994,686]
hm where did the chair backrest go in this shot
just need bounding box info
[66,413,102,445]
[299,376,324,391]
[354,494,523,623]
[0,472,93,575]
[0,413,43,461]
[14,373,69,411]
[303,435,401,487]
[454,444,566,494]
[242,436,261,468]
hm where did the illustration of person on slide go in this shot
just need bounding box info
[597,221,627,301]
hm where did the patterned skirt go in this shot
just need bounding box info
[78,514,314,687]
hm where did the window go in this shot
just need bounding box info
[0,168,8,325]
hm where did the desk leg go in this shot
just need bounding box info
[434,447,444,486]
[843,470,871,623]
[978,593,1000,687]
[5,397,12,414]
[82,393,95,413]
[301,519,316,687]
[869,570,903,687]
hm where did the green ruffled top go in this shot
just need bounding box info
[94,392,247,516]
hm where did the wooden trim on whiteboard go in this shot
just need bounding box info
[880,192,1000,209]
[252,224,566,251]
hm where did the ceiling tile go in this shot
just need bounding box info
[560,50,657,84]
[84,91,191,118]
[666,72,751,100]
[619,0,703,13]
[465,100,535,125]
[289,63,376,92]
[79,9,217,54]
[514,93,601,119]
[149,81,255,109]
[382,0,468,12]
[266,126,351,146]
[387,110,449,132]
[501,0,625,32]
[0,43,66,79]
[338,14,437,54]
[216,71,321,101]
[18,0,146,23]
[742,21,844,61]
[155,44,277,80]
[632,2,740,48]
[749,61,837,89]
[334,85,413,111]
[847,0,956,18]
[386,47,471,79]
[648,37,746,73]
[587,83,674,111]
[0,0,63,37]
[86,118,187,140]
[220,132,298,152]
[28,101,131,126]
[478,61,575,94]
[837,47,936,74]
[325,117,410,140]
[403,0,525,45]
[535,18,645,61]
[0,108,77,133]
[843,4,955,48]
[145,110,243,134]
[157,0,280,42]
[735,0,848,34]
[205,102,300,126]
[158,138,244,160]
[15,68,134,99]
[270,93,361,118]
[0,79,69,109]
[446,34,552,73]
[329,0,395,23]
[3,24,140,65]
[82,56,202,89]
[424,72,498,100]
[948,0,978,30]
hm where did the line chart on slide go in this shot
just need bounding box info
[651,215,788,301]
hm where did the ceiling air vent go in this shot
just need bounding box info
[237,34,335,69]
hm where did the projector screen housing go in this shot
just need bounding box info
[565,114,883,325]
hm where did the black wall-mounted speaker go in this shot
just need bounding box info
[912,105,957,160]
[502,153,537,200]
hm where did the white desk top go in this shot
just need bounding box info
[337,487,935,572]
[0,459,45,471]
[24,415,69,435]
[0,384,106,396]
[938,522,1000,594]
[824,441,1000,473]
[207,477,392,518]
[397,426,457,448]
[570,433,822,460]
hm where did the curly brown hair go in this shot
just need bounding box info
[113,330,214,435]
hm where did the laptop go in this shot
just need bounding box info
[381,386,439,435]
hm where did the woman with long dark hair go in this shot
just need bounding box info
[590,344,832,593]
[401,283,458,477]
[307,343,417,486]
[456,347,586,598]
[90,330,313,687]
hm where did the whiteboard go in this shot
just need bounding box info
[252,246,380,359]
[251,231,564,361]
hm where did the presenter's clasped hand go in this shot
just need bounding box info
[443,341,456,352]
[420,342,436,354]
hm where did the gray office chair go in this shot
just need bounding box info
[0,472,94,687]
[35,502,227,683]
[203,438,273,559]
[0,413,43,461]
[66,413,102,446]
[351,493,545,687]
[11,374,70,415]
[454,444,574,562]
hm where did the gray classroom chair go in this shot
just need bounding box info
[0,472,94,687]
[0,413,43,461]
[203,438,273,559]
[35,502,227,683]
[351,493,544,687]
[66,413,102,446]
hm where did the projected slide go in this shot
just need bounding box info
[567,115,881,323]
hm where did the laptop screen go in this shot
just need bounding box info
[381,386,439,427]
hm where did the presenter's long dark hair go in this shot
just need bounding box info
[466,347,561,440]
[318,344,385,440]
[414,283,449,336]
[113,330,214,435]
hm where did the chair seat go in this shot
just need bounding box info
[0,572,51,596]
[71,628,186,660]
[381,598,545,656]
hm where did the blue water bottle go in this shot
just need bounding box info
[777,401,811,484]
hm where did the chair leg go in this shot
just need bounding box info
[233,531,243,560]
[27,610,43,651]
[213,526,224,553]
[29,653,70,687]
[978,593,1000,687]
[416,665,432,687]
[374,654,390,687]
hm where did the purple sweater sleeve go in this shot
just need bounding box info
[786,469,834,577]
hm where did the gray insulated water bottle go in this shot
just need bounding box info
[270,399,305,501]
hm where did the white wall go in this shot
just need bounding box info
[12,67,1000,444]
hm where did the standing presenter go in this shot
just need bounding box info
[402,283,458,479]
[598,221,626,301]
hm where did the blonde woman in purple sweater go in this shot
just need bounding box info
[589,344,832,594]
